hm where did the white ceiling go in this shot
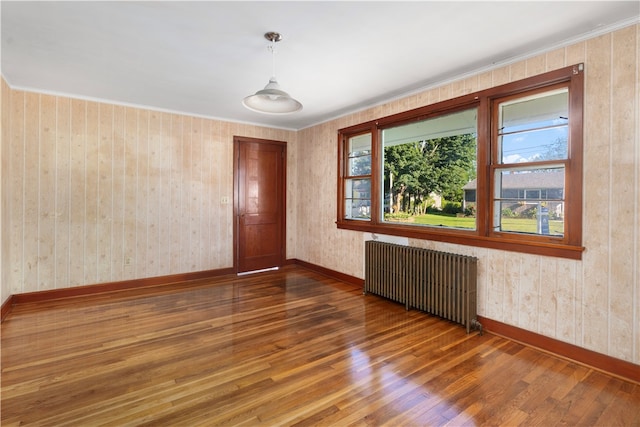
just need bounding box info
[2,1,639,130]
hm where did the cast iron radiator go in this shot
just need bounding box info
[364,240,481,334]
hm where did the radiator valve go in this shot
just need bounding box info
[471,318,483,336]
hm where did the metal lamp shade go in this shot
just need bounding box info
[242,78,302,114]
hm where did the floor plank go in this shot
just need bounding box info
[2,266,639,426]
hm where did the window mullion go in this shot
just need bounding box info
[370,126,381,224]
[477,96,492,237]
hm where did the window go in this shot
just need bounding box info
[382,107,478,229]
[337,64,584,259]
[492,86,568,238]
[344,133,372,220]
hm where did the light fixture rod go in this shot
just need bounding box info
[268,35,278,79]
[265,32,282,79]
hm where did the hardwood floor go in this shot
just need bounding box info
[2,266,639,426]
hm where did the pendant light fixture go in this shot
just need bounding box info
[242,32,303,114]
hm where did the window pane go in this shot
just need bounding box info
[347,133,371,176]
[495,201,564,236]
[345,178,371,199]
[381,108,477,229]
[348,154,371,176]
[345,199,371,220]
[344,178,371,220]
[499,88,569,164]
[349,133,371,156]
[494,167,564,236]
[500,89,568,133]
[500,126,568,164]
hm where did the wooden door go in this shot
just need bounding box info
[234,137,286,273]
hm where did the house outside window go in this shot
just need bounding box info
[464,169,565,235]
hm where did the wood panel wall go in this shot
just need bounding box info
[296,24,639,365]
[1,77,10,305]
[4,90,295,296]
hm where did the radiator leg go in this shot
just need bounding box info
[471,318,483,336]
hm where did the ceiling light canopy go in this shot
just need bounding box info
[242,32,302,115]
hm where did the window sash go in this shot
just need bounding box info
[491,166,566,238]
[380,107,478,230]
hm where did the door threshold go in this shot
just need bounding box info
[237,266,280,276]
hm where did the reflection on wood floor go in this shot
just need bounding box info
[2,266,639,426]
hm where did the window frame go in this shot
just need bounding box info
[336,64,584,260]
[343,131,373,221]
[490,82,570,243]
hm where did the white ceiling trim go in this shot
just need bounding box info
[3,13,638,132]
[2,77,300,132]
[312,16,640,131]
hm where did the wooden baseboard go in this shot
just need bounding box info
[6,267,235,309]
[291,259,364,287]
[477,316,640,384]
[1,294,15,322]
